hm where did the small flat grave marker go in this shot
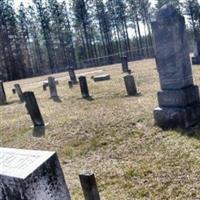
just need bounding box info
[93,74,111,82]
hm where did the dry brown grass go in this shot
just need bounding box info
[1,59,200,199]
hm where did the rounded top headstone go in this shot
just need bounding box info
[156,4,183,24]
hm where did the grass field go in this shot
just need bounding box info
[1,58,200,199]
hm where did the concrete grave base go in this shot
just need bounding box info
[0,148,71,200]
[93,74,111,82]
[154,104,200,128]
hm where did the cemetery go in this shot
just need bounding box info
[1,2,200,200]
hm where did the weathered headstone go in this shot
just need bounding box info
[152,4,200,128]
[79,172,100,200]
[48,77,58,98]
[43,79,59,91]
[14,84,24,102]
[23,91,45,127]
[0,148,71,200]
[12,88,16,94]
[192,33,200,64]
[0,80,6,105]
[68,80,73,88]
[68,67,78,84]
[79,76,90,98]
[121,56,129,73]
[127,69,132,74]
[93,74,111,82]
[124,75,137,96]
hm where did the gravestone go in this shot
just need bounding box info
[93,74,111,82]
[79,76,90,98]
[151,4,200,128]
[79,172,100,200]
[43,79,58,91]
[12,88,16,94]
[23,91,45,127]
[124,75,137,96]
[192,33,200,64]
[68,67,78,84]
[14,84,24,102]
[121,56,129,73]
[68,80,73,88]
[0,148,71,200]
[48,77,58,98]
[0,80,6,105]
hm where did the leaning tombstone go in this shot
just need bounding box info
[0,147,71,200]
[124,74,137,96]
[79,76,90,98]
[192,33,200,64]
[79,172,100,200]
[151,4,200,128]
[121,56,129,73]
[48,76,58,99]
[23,91,45,127]
[68,67,78,84]
[0,80,6,105]
[14,84,24,102]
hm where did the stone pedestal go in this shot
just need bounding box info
[151,4,200,128]
[124,75,137,96]
[23,91,45,127]
[0,81,6,105]
[79,76,90,98]
[0,148,71,200]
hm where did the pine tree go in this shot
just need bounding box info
[18,3,32,75]
[72,0,95,59]
[0,0,26,80]
[95,0,113,58]
[156,0,181,12]
[48,0,77,69]
[33,0,57,73]
[127,0,143,53]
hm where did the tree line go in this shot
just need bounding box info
[0,0,199,81]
